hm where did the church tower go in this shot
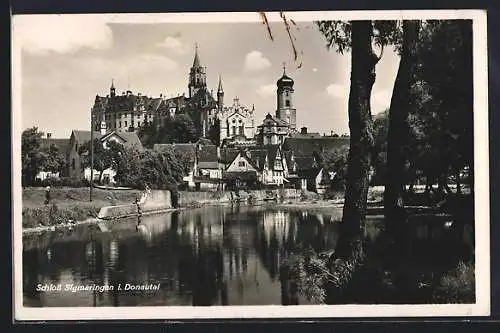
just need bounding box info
[276,63,296,130]
[110,79,116,97]
[188,43,207,98]
[217,74,224,112]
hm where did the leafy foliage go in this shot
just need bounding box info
[315,20,399,55]
[78,138,116,183]
[139,114,199,148]
[22,127,66,186]
[112,144,190,190]
[320,146,350,190]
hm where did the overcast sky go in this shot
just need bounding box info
[16,14,400,139]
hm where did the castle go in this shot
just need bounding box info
[91,44,300,147]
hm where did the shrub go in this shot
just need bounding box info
[37,177,89,188]
[433,261,475,303]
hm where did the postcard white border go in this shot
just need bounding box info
[12,9,490,320]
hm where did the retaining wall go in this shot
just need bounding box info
[98,189,173,220]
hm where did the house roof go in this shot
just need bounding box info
[40,138,70,153]
[92,93,188,116]
[297,167,321,179]
[198,161,219,169]
[289,132,323,139]
[71,130,143,150]
[257,113,289,127]
[282,137,350,157]
[112,132,143,150]
[72,130,102,143]
[197,144,218,163]
[219,148,240,164]
[197,137,214,146]
[294,156,318,171]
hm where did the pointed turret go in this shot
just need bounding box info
[217,74,224,111]
[193,43,201,67]
[110,79,116,97]
[217,74,224,93]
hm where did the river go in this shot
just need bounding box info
[23,204,354,307]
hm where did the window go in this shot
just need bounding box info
[72,158,75,170]
[125,121,128,127]
[232,126,236,135]
[285,100,290,107]
[75,143,78,151]
[238,161,245,167]
[239,126,244,135]
[119,121,122,128]
[138,121,141,127]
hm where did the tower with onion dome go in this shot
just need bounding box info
[275,63,296,130]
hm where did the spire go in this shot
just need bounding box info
[110,78,116,97]
[217,74,224,93]
[282,62,287,75]
[193,43,201,67]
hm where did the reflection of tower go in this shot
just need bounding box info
[109,240,119,270]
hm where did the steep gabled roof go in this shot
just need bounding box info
[219,148,240,164]
[72,130,103,143]
[244,149,268,171]
[40,138,70,153]
[113,132,143,150]
[72,130,143,150]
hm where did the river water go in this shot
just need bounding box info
[23,204,354,307]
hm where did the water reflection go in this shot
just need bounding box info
[23,206,342,307]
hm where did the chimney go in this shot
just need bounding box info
[46,133,52,139]
[331,130,334,136]
[301,127,307,134]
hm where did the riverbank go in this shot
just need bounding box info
[22,187,143,230]
[21,186,386,233]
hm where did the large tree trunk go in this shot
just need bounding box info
[384,21,420,241]
[336,21,379,259]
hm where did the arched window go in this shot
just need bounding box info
[285,100,290,107]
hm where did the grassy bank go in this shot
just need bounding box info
[22,187,142,229]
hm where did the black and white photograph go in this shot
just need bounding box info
[12,10,490,320]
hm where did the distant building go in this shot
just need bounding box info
[90,44,256,144]
[66,126,143,183]
[256,64,297,146]
[219,96,256,147]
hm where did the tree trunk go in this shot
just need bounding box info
[336,21,379,259]
[384,20,420,241]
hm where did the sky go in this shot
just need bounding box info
[15,14,400,139]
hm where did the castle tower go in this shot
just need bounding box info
[110,79,116,97]
[188,43,207,98]
[276,63,296,130]
[217,74,224,112]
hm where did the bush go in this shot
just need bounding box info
[433,261,475,303]
[22,203,99,228]
[35,177,89,188]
